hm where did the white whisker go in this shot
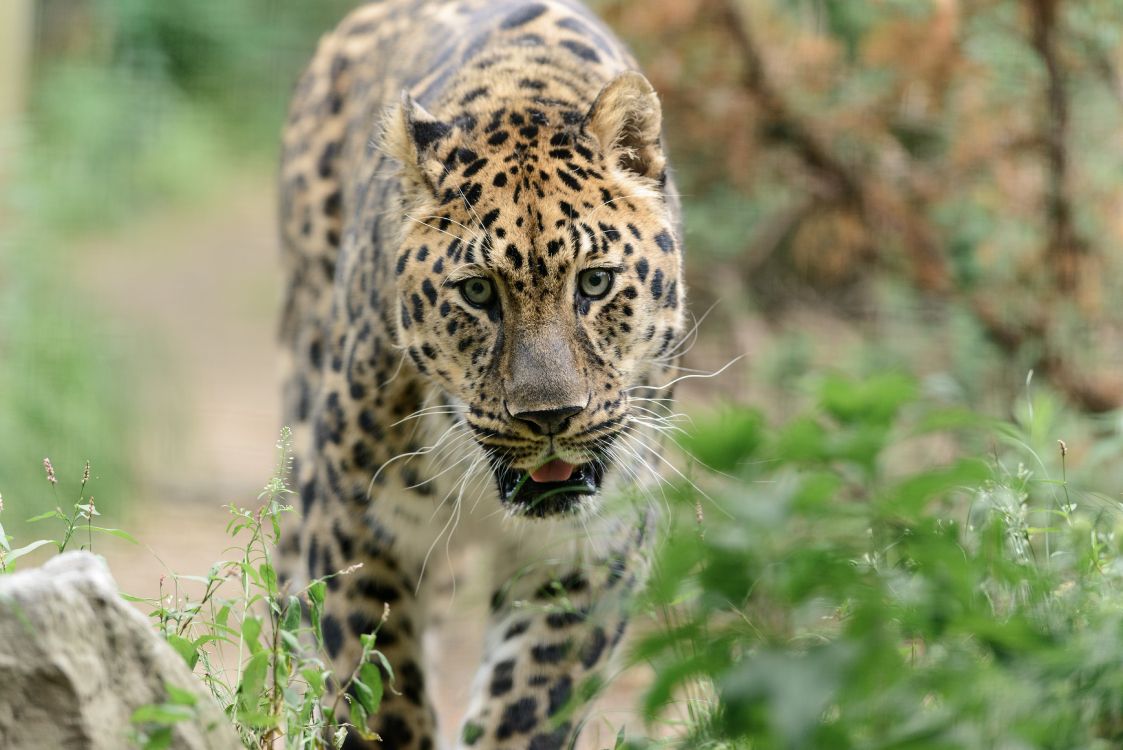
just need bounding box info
[627,353,747,393]
[404,213,474,245]
[388,405,467,428]
[654,298,722,364]
[366,419,466,497]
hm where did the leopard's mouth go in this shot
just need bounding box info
[493,458,608,518]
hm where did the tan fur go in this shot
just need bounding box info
[586,71,667,184]
[276,2,685,748]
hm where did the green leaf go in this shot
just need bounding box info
[355,662,384,714]
[237,651,270,711]
[349,700,369,740]
[89,526,139,544]
[137,726,173,750]
[234,709,277,729]
[720,643,855,744]
[165,634,198,670]
[772,417,829,464]
[191,634,231,650]
[819,372,916,426]
[163,683,198,707]
[308,581,326,644]
[307,580,326,606]
[461,722,485,746]
[373,650,395,683]
[301,667,327,695]
[215,603,231,631]
[259,562,277,593]
[130,703,195,725]
[881,458,991,516]
[282,596,301,632]
[25,511,60,523]
[241,616,263,654]
[683,406,766,473]
[240,561,263,587]
[4,539,54,565]
[280,629,302,653]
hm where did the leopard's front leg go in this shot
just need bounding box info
[457,526,649,750]
[303,507,438,750]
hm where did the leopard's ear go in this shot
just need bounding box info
[584,71,666,184]
[383,91,451,195]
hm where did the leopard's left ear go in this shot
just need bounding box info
[584,71,666,183]
[382,91,451,196]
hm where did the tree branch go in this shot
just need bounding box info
[718,0,951,294]
[1027,0,1088,291]
[715,0,1122,411]
[719,0,861,202]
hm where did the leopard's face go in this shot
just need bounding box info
[389,74,683,518]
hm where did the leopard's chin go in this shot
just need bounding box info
[492,459,608,518]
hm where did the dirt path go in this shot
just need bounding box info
[76,175,660,748]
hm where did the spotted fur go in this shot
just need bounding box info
[278,1,684,747]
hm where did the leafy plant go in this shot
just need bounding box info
[136,427,391,749]
[0,458,136,572]
[0,431,391,749]
[629,373,1123,749]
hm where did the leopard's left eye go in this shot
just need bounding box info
[577,268,614,300]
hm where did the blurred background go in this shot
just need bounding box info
[2,0,1123,740]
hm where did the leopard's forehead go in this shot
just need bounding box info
[403,113,675,286]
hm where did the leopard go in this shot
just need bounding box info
[276,1,685,748]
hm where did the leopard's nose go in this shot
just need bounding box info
[506,403,585,436]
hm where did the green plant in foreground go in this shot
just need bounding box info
[0,457,138,573]
[0,432,391,749]
[6,377,1123,749]
[133,427,392,749]
[628,372,1123,749]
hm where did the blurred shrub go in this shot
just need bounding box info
[0,227,135,525]
[631,372,1123,748]
[22,0,354,229]
[19,0,1123,412]
[598,0,1123,413]
[0,0,356,520]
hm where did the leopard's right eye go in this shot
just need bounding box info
[460,277,496,307]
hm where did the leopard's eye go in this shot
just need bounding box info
[577,268,614,300]
[460,277,496,307]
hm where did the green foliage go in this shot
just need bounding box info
[7,381,1123,748]
[2,0,355,533]
[1,430,390,749]
[0,459,136,572]
[137,428,390,749]
[0,228,136,529]
[633,374,1123,749]
[603,0,1123,411]
[20,0,355,232]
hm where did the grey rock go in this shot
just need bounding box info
[0,551,242,750]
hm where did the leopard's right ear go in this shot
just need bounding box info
[382,92,451,196]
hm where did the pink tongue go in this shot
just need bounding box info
[531,459,576,483]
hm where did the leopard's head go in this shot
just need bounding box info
[386,72,684,518]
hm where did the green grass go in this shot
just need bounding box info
[0,225,136,526]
